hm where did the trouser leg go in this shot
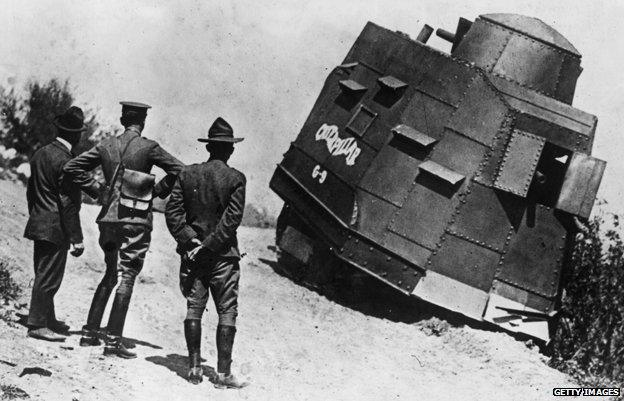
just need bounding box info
[184,258,209,321]
[209,259,240,327]
[50,298,56,323]
[27,241,67,328]
[209,259,240,375]
[183,260,210,382]
[103,225,150,359]
[85,230,119,331]
[106,225,150,337]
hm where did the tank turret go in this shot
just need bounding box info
[438,13,582,104]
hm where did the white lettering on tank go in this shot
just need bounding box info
[314,123,361,166]
[312,165,327,183]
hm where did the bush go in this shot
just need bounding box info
[0,78,110,186]
[0,260,21,303]
[0,78,104,159]
[550,209,624,387]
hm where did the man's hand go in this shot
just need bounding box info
[70,242,84,257]
[186,238,203,262]
[97,184,109,205]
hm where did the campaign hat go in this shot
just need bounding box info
[198,117,243,143]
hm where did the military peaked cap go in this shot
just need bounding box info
[120,101,151,117]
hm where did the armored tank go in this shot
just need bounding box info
[269,13,606,341]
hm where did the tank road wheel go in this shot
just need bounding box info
[274,204,306,281]
[274,204,340,290]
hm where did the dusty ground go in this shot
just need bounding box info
[0,179,592,401]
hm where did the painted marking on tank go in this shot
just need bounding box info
[312,165,327,183]
[315,123,361,166]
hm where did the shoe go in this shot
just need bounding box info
[27,327,66,342]
[48,319,70,334]
[79,327,102,346]
[103,336,136,359]
[213,372,249,389]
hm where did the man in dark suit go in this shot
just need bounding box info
[24,106,87,342]
[63,101,184,358]
[165,117,248,388]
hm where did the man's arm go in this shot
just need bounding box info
[26,167,35,213]
[150,144,184,199]
[57,170,83,246]
[164,172,198,246]
[202,175,246,252]
[62,146,104,199]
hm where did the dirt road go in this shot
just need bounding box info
[0,180,585,401]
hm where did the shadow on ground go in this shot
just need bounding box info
[13,314,162,349]
[146,354,216,383]
[18,367,52,377]
[258,256,495,335]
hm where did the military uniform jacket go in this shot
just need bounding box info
[63,127,184,229]
[24,140,83,246]
[165,159,246,259]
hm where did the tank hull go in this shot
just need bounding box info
[270,16,605,341]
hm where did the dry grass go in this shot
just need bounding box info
[550,211,624,389]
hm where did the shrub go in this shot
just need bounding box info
[0,260,21,303]
[550,210,624,387]
[0,78,109,186]
[0,78,103,159]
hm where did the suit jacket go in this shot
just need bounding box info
[24,140,83,246]
[63,126,184,229]
[165,159,246,258]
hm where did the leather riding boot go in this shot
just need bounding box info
[184,319,203,384]
[214,325,248,389]
[216,325,235,375]
[81,285,115,346]
[102,293,135,358]
[103,335,136,359]
[85,284,115,331]
[106,292,131,338]
[79,326,101,347]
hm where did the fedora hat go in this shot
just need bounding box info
[198,117,244,143]
[53,106,87,132]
